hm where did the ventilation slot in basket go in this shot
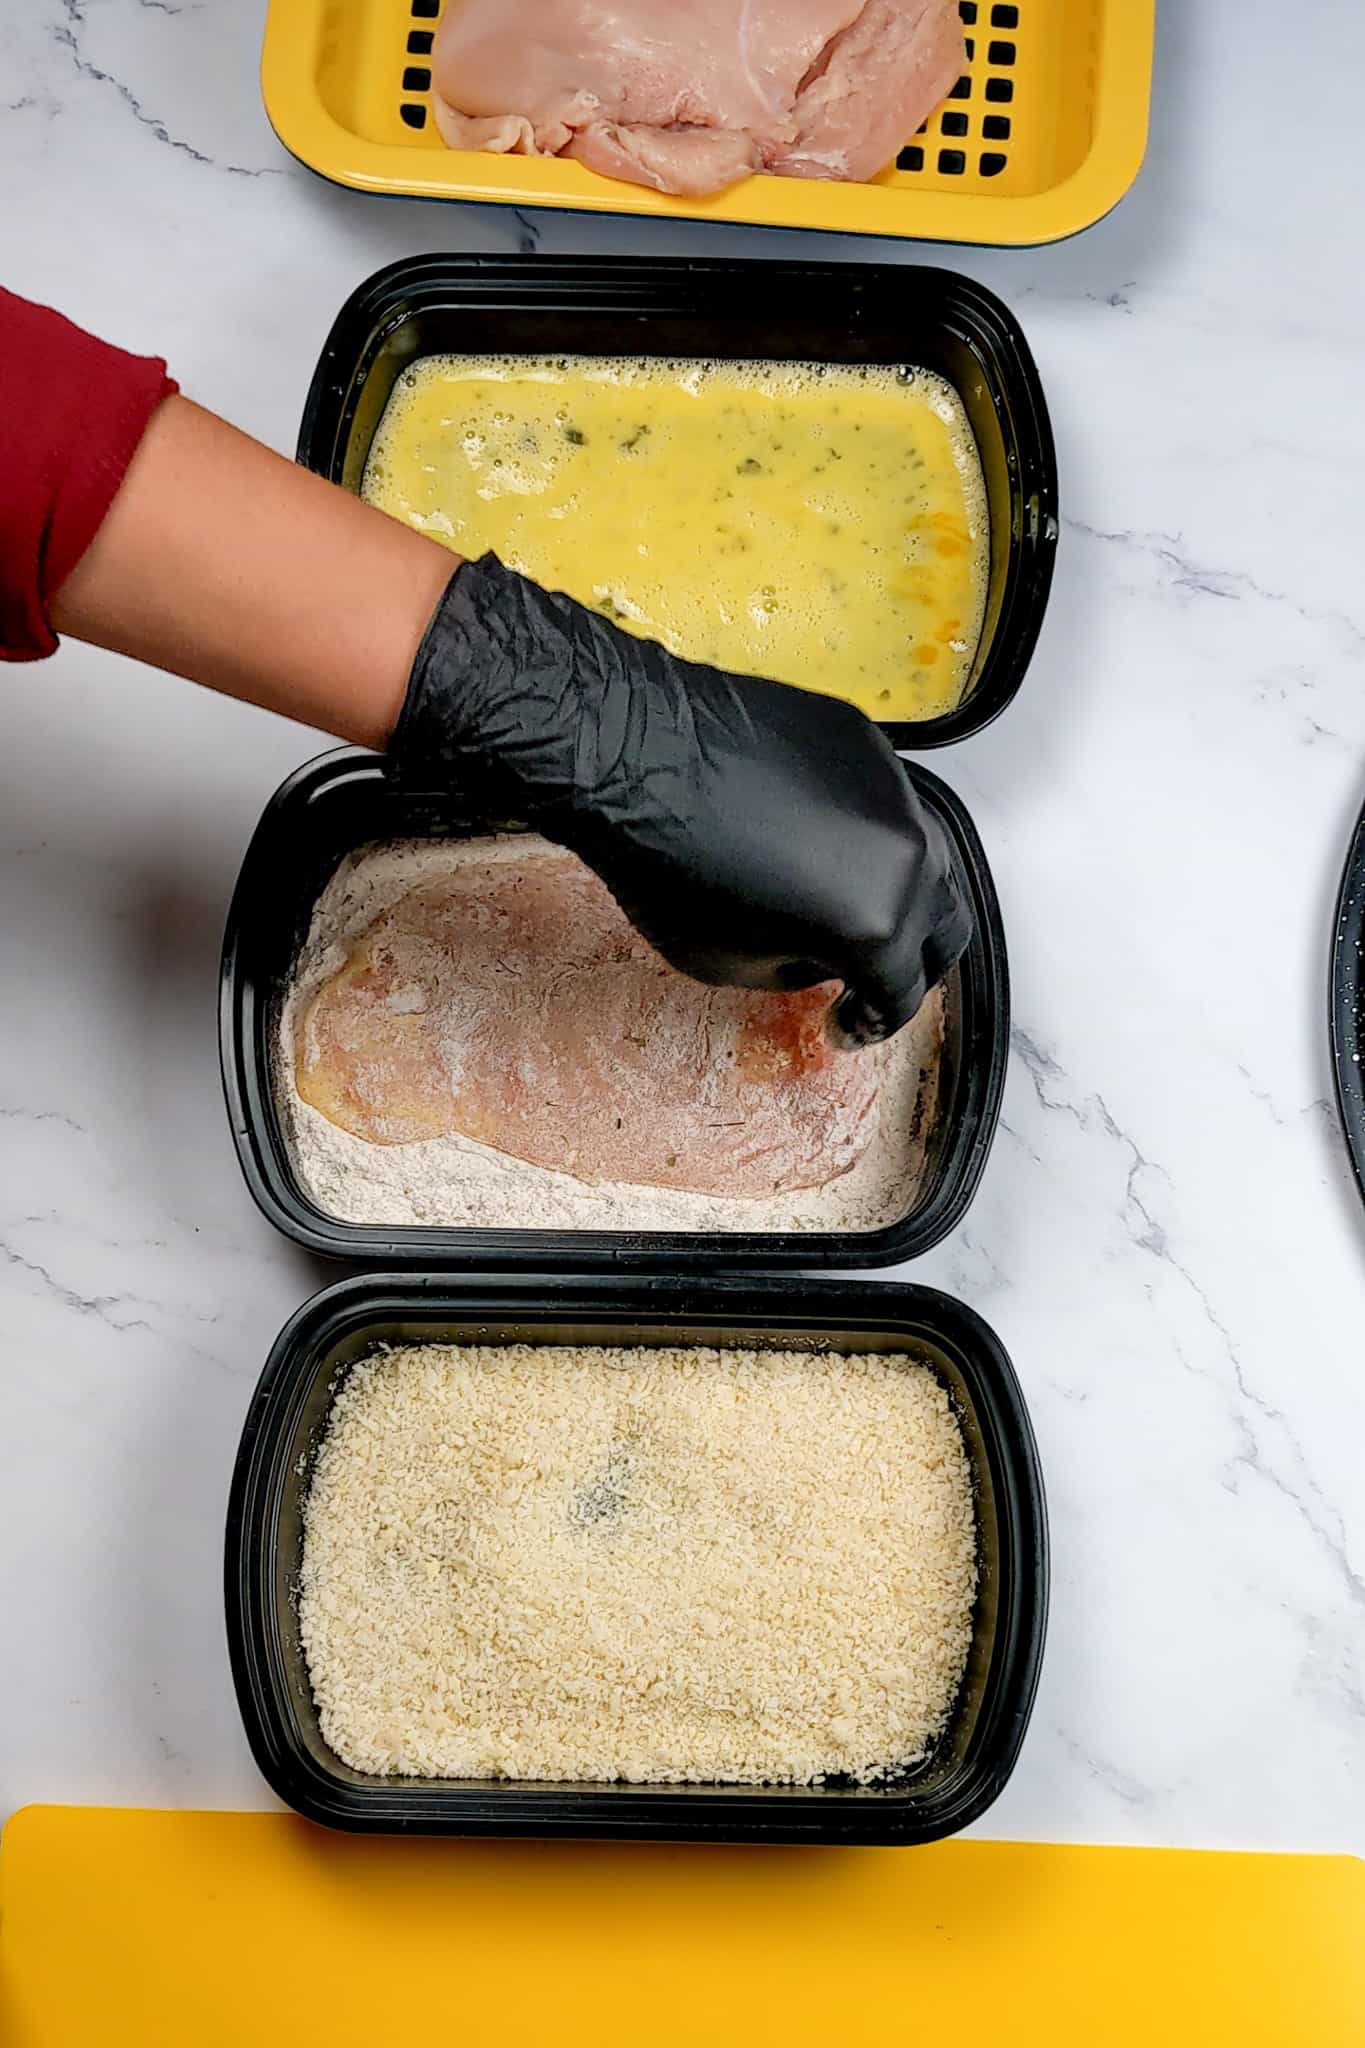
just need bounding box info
[400,0,441,129]
[897,0,1017,182]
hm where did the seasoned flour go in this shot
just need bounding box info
[276,837,944,1233]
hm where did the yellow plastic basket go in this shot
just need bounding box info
[262,1,1154,246]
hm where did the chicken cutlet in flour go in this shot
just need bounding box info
[295,847,884,1198]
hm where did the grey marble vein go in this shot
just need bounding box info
[1067,518,1365,655]
[1234,1064,1288,1128]
[998,1115,1045,1168]
[1055,1730,1158,1809]
[49,0,281,177]
[0,1237,156,1336]
[1011,1027,1365,1611]
[0,1104,86,1134]
[1011,1028,1170,1236]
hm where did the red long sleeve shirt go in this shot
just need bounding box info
[0,287,177,661]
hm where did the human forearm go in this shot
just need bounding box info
[53,394,457,748]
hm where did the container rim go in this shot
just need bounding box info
[1329,791,1365,1212]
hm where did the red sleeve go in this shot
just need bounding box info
[0,287,178,662]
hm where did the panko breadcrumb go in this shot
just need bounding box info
[299,1342,977,1786]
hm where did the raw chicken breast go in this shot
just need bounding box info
[432,0,965,197]
[295,847,883,1197]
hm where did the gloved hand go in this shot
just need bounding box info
[390,554,972,1047]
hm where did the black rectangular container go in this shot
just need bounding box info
[226,1273,1047,1845]
[220,747,1007,1271]
[296,253,1058,750]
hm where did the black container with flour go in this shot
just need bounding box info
[221,746,1005,1272]
[220,253,1054,1844]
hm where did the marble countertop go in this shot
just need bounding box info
[2,1,1362,1854]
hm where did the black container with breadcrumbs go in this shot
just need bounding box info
[226,1274,1046,1845]
[221,254,1054,1842]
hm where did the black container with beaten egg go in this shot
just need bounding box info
[299,254,1058,751]
[221,254,1056,1844]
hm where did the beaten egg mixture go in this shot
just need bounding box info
[362,355,989,722]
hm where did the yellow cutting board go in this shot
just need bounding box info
[1,1807,1361,2046]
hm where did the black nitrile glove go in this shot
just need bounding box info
[390,554,972,1047]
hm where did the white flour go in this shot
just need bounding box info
[276,838,945,1234]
